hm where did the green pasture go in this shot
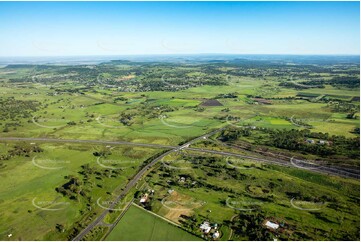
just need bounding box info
[0,142,161,240]
[106,205,200,241]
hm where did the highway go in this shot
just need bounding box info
[186,147,359,179]
[69,127,225,240]
[0,136,177,149]
[0,130,358,240]
[0,135,358,179]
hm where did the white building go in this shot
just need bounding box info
[212,231,220,239]
[200,221,211,234]
[265,221,279,230]
[319,140,329,145]
[140,193,148,203]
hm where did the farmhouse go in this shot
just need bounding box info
[264,220,279,230]
[200,221,211,234]
[318,140,330,145]
[212,231,220,239]
[140,193,149,203]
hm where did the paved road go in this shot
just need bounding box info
[186,147,359,179]
[0,134,358,179]
[1,130,358,241]
[69,127,225,241]
[100,198,135,240]
[0,136,177,149]
[213,140,360,179]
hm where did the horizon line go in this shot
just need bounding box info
[1,53,360,58]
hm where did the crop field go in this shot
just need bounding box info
[106,205,200,241]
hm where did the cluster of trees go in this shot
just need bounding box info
[0,143,43,170]
[218,126,359,159]
[56,164,122,202]
[55,175,84,201]
[230,212,274,241]
[300,76,360,88]
[0,142,43,161]
[279,81,324,89]
[219,127,252,141]
[215,92,238,99]
[178,214,203,234]
[9,77,33,83]
[0,97,40,132]
[92,147,112,157]
[268,129,359,158]
[278,75,359,91]
[9,143,43,156]
[79,163,121,180]
[327,101,359,113]
[130,74,227,92]
[119,103,177,126]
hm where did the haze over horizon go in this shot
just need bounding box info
[0,1,360,57]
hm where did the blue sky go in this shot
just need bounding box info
[0,1,359,56]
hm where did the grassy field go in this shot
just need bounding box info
[0,76,358,141]
[106,205,201,241]
[0,142,163,240]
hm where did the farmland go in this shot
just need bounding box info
[0,55,359,241]
[106,204,200,241]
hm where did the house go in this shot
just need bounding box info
[179,177,186,183]
[212,231,220,239]
[318,140,329,145]
[140,193,149,203]
[200,221,212,234]
[264,220,279,230]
